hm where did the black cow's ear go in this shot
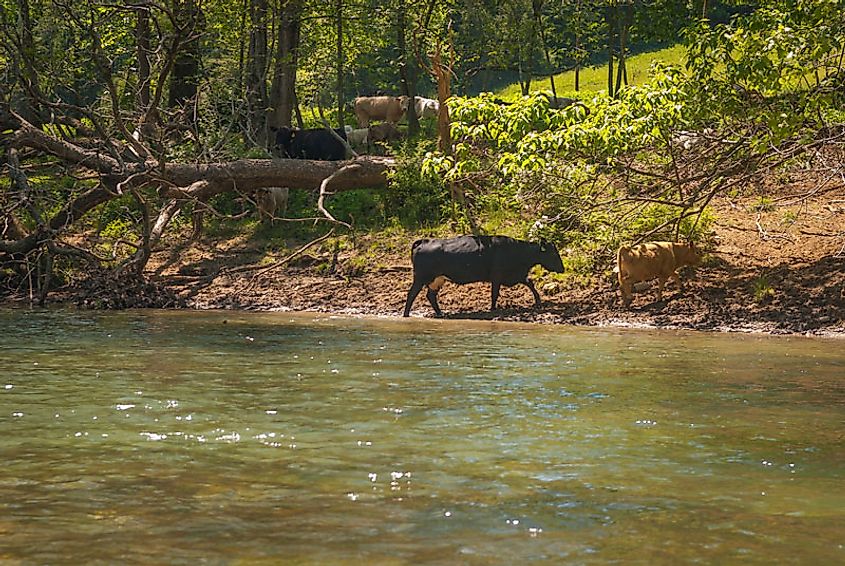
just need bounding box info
[539,238,548,252]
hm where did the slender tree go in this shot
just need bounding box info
[169,0,205,109]
[614,0,633,94]
[269,0,302,129]
[532,0,558,102]
[335,0,344,127]
[397,2,420,136]
[605,2,615,95]
[245,0,269,143]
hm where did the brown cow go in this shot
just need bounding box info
[368,122,402,143]
[353,95,409,127]
[617,241,701,307]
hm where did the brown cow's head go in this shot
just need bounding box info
[397,96,410,111]
[676,242,702,267]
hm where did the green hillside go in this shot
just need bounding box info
[496,44,685,99]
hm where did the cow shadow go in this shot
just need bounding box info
[441,305,542,321]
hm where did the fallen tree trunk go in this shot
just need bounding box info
[1,109,395,289]
[4,110,392,194]
[159,156,392,199]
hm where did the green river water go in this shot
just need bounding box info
[1,308,843,564]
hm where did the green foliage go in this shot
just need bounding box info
[384,139,449,228]
[441,64,691,184]
[751,197,776,213]
[421,55,726,277]
[4,0,843,288]
[93,194,137,233]
[99,218,134,241]
[684,0,845,144]
[752,274,776,303]
[96,217,135,260]
[680,208,716,244]
[781,210,799,226]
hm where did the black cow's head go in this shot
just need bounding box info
[537,239,565,273]
[271,126,295,158]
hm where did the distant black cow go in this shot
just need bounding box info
[272,126,348,161]
[403,235,565,317]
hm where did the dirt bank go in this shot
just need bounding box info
[146,184,845,337]
[5,183,842,337]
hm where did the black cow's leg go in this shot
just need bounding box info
[403,281,425,317]
[426,288,443,317]
[524,278,542,307]
[491,282,501,310]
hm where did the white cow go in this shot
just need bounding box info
[346,128,369,153]
[414,97,440,119]
[256,187,289,225]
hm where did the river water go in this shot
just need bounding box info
[1,308,843,564]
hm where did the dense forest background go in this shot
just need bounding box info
[1,0,843,305]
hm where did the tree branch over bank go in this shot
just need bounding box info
[1,107,394,292]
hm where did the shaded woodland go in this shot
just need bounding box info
[1,1,843,307]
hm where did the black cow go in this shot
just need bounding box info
[403,235,565,317]
[272,126,348,161]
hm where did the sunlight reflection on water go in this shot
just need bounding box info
[0,309,843,564]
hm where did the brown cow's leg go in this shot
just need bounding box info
[671,271,683,291]
[355,109,368,128]
[656,277,666,302]
[620,277,633,307]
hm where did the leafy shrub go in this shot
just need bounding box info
[752,274,775,303]
[383,139,448,228]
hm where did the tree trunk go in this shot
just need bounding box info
[398,4,419,136]
[294,90,305,129]
[1,113,393,260]
[168,0,204,109]
[135,1,159,142]
[532,0,557,103]
[161,157,391,194]
[605,3,616,96]
[15,0,43,125]
[238,0,248,93]
[575,62,580,92]
[431,46,452,154]
[574,0,582,92]
[136,2,151,110]
[335,0,345,128]
[519,64,530,96]
[269,0,302,129]
[615,1,631,94]
[245,0,269,144]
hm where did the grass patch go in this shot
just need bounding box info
[752,274,775,303]
[495,44,686,99]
